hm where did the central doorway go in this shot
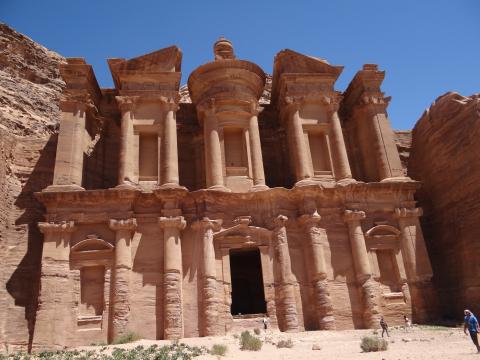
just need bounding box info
[229,247,267,316]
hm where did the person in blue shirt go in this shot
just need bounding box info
[464,309,480,353]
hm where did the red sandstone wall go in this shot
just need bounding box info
[408,92,480,319]
[0,23,65,351]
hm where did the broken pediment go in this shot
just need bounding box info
[108,46,182,90]
[273,49,343,77]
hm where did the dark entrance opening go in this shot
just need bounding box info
[229,247,267,315]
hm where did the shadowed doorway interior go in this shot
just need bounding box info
[229,247,267,315]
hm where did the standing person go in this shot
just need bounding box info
[380,316,389,338]
[404,315,412,332]
[262,316,269,332]
[464,309,480,353]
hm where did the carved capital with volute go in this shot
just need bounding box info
[115,95,140,112]
[298,211,322,228]
[394,207,423,219]
[38,220,76,234]
[158,216,186,230]
[109,218,137,232]
[191,217,222,231]
[344,210,366,223]
[273,214,288,229]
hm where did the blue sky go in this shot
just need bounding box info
[1,0,478,129]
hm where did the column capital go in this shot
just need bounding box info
[60,90,98,114]
[115,95,140,112]
[197,98,217,117]
[109,218,137,231]
[394,207,423,219]
[158,216,186,230]
[344,209,366,223]
[249,102,264,116]
[191,217,222,231]
[273,214,288,229]
[38,220,76,234]
[298,211,322,227]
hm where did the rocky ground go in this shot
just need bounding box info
[61,326,477,360]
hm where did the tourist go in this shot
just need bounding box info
[380,316,389,337]
[263,316,269,331]
[464,309,480,353]
[404,315,412,332]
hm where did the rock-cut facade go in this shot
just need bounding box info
[32,38,435,349]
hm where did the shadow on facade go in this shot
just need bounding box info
[6,134,57,351]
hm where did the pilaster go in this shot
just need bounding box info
[33,221,76,349]
[394,207,433,322]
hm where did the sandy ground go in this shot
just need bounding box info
[79,326,480,359]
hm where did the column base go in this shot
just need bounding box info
[207,184,231,192]
[294,178,318,187]
[380,176,412,183]
[115,181,140,190]
[43,184,85,192]
[250,184,269,192]
[335,177,357,186]
[158,182,188,191]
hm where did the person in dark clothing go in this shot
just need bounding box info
[464,309,480,353]
[380,316,389,337]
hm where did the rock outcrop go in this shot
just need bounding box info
[0,23,65,351]
[408,92,480,318]
[394,130,412,174]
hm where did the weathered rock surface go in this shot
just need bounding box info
[0,23,64,351]
[394,130,412,174]
[408,92,480,318]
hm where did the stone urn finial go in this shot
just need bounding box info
[214,37,235,60]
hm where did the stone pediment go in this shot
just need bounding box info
[108,46,182,73]
[273,49,342,77]
[108,46,182,90]
[272,49,343,103]
[214,223,271,239]
[214,217,271,246]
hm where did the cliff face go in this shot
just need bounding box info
[0,23,65,351]
[394,130,412,174]
[408,92,480,318]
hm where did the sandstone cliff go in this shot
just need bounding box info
[0,23,65,351]
[394,130,412,174]
[408,92,480,318]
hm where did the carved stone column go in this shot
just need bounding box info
[34,221,76,349]
[161,101,180,188]
[344,210,379,328]
[328,99,353,182]
[108,218,137,341]
[203,103,227,191]
[50,100,88,191]
[298,212,335,330]
[159,216,186,339]
[192,217,222,336]
[116,96,138,187]
[290,104,313,182]
[272,215,299,332]
[394,207,433,322]
[248,105,268,190]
